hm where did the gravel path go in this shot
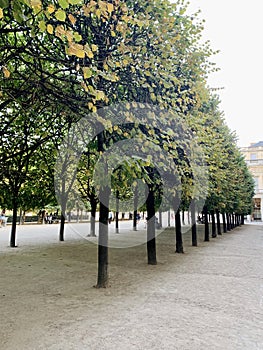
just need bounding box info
[0,223,262,349]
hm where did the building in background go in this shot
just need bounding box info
[241,141,263,221]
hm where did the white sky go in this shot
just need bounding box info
[185,0,263,147]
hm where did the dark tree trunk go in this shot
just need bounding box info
[222,212,227,233]
[96,130,110,288]
[175,209,184,253]
[59,213,65,241]
[191,200,197,246]
[211,210,217,238]
[146,187,157,265]
[10,199,18,248]
[204,206,209,241]
[158,209,162,228]
[133,184,138,231]
[115,193,119,234]
[90,196,97,237]
[216,209,222,235]
[241,214,245,225]
[232,213,235,229]
[168,209,171,227]
[96,192,110,288]
[226,213,231,231]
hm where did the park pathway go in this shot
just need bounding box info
[0,223,263,349]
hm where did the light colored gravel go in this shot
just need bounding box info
[0,223,263,349]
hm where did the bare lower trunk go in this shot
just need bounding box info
[175,209,184,253]
[146,188,157,265]
[10,199,18,248]
[211,210,217,238]
[191,201,197,246]
[222,212,227,233]
[204,206,209,241]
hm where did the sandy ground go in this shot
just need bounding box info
[0,222,263,349]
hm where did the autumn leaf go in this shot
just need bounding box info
[2,66,10,78]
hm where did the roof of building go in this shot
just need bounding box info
[249,141,263,148]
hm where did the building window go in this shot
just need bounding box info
[251,153,257,160]
[254,177,259,191]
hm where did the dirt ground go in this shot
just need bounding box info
[0,223,263,349]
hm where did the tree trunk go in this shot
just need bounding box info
[115,191,119,234]
[182,210,185,225]
[226,213,231,231]
[204,206,209,241]
[133,184,138,231]
[10,199,18,248]
[211,210,217,238]
[222,212,227,233]
[175,209,184,253]
[168,209,171,227]
[59,214,65,241]
[89,197,97,237]
[232,213,235,229]
[216,209,222,235]
[146,187,157,265]
[191,200,197,246]
[96,130,110,288]
[241,214,245,225]
[96,195,110,288]
[158,209,162,228]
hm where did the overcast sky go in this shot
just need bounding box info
[184,0,263,147]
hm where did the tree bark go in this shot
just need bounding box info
[10,199,18,248]
[59,213,65,241]
[89,196,97,237]
[175,208,184,253]
[191,200,197,246]
[158,209,162,228]
[168,209,171,227]
[133,184,138,231]
[216,209,222,235]
[204,206,209,241]
[211,210,217,238]
[115,193,119,234]
[226,213,231,231]
[146,187,157,265]
[222,212,227,233]
[96,129,110,288]
[96,194,110,288]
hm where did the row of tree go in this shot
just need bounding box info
[0,0,254,287]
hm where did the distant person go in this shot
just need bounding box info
[108,212,113,224]
[0,210,5,227]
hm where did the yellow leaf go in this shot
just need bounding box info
[96,90,105,100]
[107,3,114,13]
[3,67,10,78]
[110,30,116,37]
[47,24,53,34]
[91,44,98,52]
[30,0,42,12]
[68,14,76,25]
[123,59,128,66]
[47,4,55,13]
[86,51,94,58]
[88,102,93,110]
[95,8,101,18]
[76,49,85,58]
[0,8,3,19]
